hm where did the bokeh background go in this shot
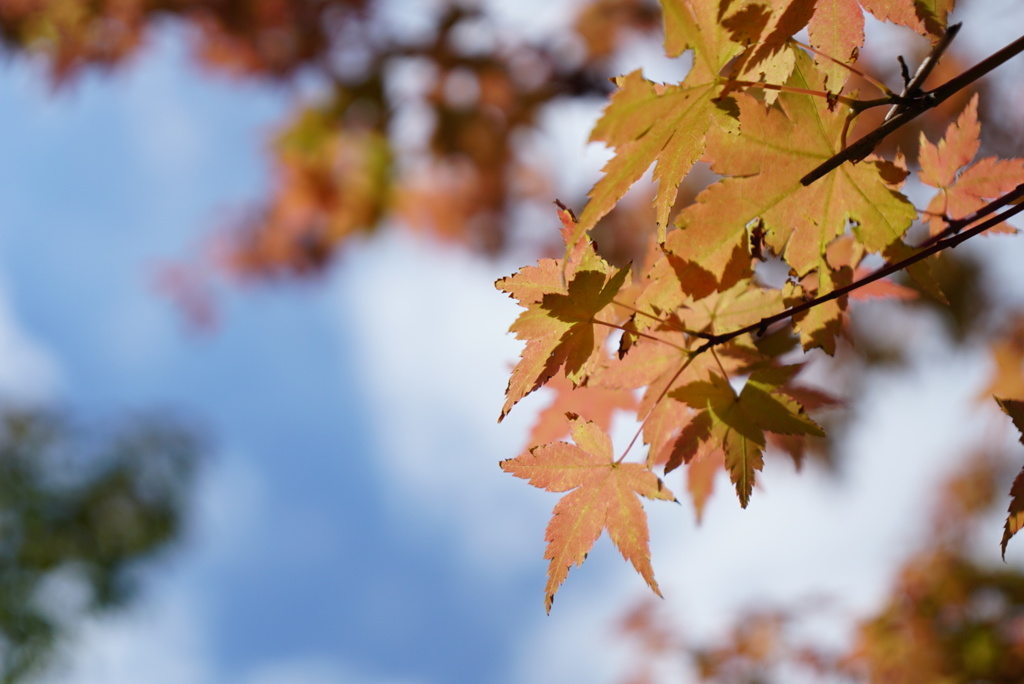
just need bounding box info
[3,1,1024,683]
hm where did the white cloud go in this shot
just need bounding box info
[35,586,213,684]
[240,658,423,684]
[0,276,61,402]
[335,232,552,576]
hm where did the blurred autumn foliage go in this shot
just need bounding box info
[1,0,1011,278]
[616,446,1024,684]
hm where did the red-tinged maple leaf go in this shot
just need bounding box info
[849,266,918,300]
[671,366,824,506]
[995,397,1024,557]
[861,0,953,36]
[572,0,750,243]
[807,0,865,94]
[808,0,951,92]
[673,50,916,285]
[919,95,1024,236]
[528,372,637,446]
[500,417,677,612]
[685,435,725,523]
[496,209,630,421]
[662,410,727,521]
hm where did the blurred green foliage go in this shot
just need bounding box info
[0,410,200,683]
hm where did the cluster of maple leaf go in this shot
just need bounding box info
[497,0,1024,611]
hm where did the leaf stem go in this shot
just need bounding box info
[709,347,729,382]
[790,39,893,95]
[616,352,697,465]
[724,79,860,108]
[611,299,672,326]
[592,318,688,352]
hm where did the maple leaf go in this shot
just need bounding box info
[673,50,916,287]
[807,0,865,94]
[684,434,725,523]
[496,208,630,421]
[787,261,853,354]
[593,330,712,467]
[766,383,840,470]
[995,398,1024,558]
[919,95,1024,236]
[672,366,824,506]
[982,327,1024,402]
[500,417,676,612]
[861,0,953,36]
[685,278,787,335]
[662,409,727,521]
[808,0,952,94]
[573,0,747,243]
[723,0,817,98]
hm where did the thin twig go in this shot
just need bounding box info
[593,318,689,352]
[884,23,961,122]
[915,184,1024,249]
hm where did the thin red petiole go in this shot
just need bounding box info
[791,39,894,95]
[616,352,697,465]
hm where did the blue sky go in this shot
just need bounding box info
[3,5,1024,684]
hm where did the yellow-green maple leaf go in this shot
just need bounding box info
[673,50,916,284]
[672,366,824,506]
[575,0,747,242]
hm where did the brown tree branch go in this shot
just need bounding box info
[883,23,961,122]
[694,184,1024,354]
[801,30,1024,186]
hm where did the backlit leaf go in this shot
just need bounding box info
[500,417,676,612]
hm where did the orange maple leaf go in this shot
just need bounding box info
[919,94,1024,236]
[496,207,630,420]
[808,0,952,94]
[500,416,676,612]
